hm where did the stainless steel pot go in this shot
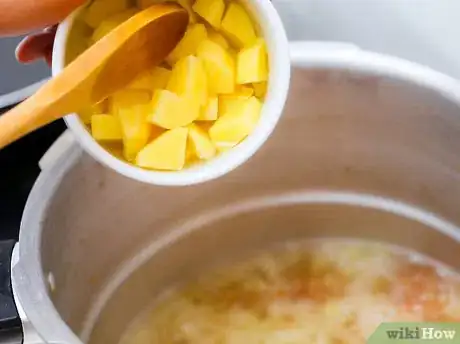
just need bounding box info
[3,43,460,343]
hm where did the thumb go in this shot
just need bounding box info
[16,28,56,66]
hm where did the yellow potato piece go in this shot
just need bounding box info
[235,85,254,97]
[193,0,225,28]
[91,114,123,141]
[207,29,229,49]
[79,101,107,124]
[166,24,207,65]
[127,67,171,90]
[83,0,129,28]
[237,39,268,84]
[218,95,248,117]
[198,97,218,121]
[110,90,151,115]
[91,9,138,42]
[210,96,261,146]
[136,127,188,170]
[118,104,152,161]
[149,90,200,129]
[253,82,267,98]
[221,3,257,48]
[188,124,217,160]
[218,86,254,116]
[196,39,235,94]
[167,55,208,105]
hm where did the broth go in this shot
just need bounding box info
[120,240,460,343]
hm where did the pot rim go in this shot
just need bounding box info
[14,44,460,344]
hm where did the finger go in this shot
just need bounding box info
[16,31,55,64]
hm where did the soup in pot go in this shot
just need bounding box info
[120,240,460,343]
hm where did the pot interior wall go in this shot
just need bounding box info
[39,66,460,343]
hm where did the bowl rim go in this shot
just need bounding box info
[52,1,291,186]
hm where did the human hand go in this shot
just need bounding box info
[0,0,86,65]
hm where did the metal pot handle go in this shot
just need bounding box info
[0,240,22,343]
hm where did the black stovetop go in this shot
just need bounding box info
[0,106,66,240]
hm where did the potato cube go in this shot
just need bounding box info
[210,96,261,146]
[198,97,218,121]
[188,124,217,160]
[79,101,107,124]
[91,114,123,141]
[253,82,267,98]
[221,3,256,48]
[110,90,151,115]
[218,86,253,116]
[193,0,225,28]
[136,127,188,170]
[127,67,171,90]
[167,55,207,105]
[235,85,254,97]
[151,67,172,89]
[237,39,268,84]
[83,0,129,28]
[196,40,235,94]
[118,104,152,161]
[91,9,138,42]
[166,24,207,65]
[218,95,248,117]
[149,90,200,129]
[207,29,229,49]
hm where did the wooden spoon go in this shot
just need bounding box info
[0,4,188,149]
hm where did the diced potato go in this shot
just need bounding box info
[235,85,254,97]
[79,101,107,124]
[237,39,268,84]
[253,82,267,98]
[210,96,261,146]
[151,67,172,89]
[136,127,188,170]
[166,24,207,65]
[207,29,229,49]
[149,125,166,141]
[83,0,129,28]
[188,124,217,160]
[167,56,207,105]
[149,90,200,129]
[218,86,253,116]
[118,103,152,161]
[198,97,218,121]
[221,3,257,48]
[110,90,151,115]
[177,0,197,23]
[91,114,123,140]
[91,9,138,42]
[218,95,248,116]
[196,40,235,94]
[193,0,225,28]
[127,67,171,90]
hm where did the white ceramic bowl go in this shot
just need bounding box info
[52,1,290,186]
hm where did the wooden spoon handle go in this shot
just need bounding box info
[0,91,63,149]
[0,73,81,149]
